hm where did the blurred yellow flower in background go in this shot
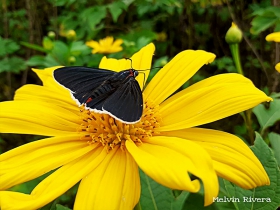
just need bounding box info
[66,30,76,40]
[86,36,123,54]
[276,63,280,72]
[58,25,76,41]
[266,32,280,42]
[266,32,280,73]
[156,32,167,42]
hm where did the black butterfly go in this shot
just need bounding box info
[53,66,143,124]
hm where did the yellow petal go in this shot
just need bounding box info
[107,38,123,53]
[265,32,280,42]
[112,39,124,47]
[86,37,124,54]
[91,48,99,54]
[130,43,155,89]
[0,135,95,190]
[0,101,79,136]
[178,73,252,94]
[0,146,107,210]
[99,57,131,72]
[74,148,140,210]
[110,46,123,53]
[162,128,270,188]
[32,66,64,90]
[31,67,79,110]
[0,192,31,210]
[101,36,114,46]
[14,84,77,111]
[159,76,272,131]
[99,43,155,89]
[126,137,219,206]
[275,62,280,73]
[144,50,215,104]
[85,40,99,49]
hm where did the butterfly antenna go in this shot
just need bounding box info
[137,67,161,71]
[125,57,162,71]
[125,58,162,87]
[125,58,133,69]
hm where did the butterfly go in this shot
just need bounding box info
[53,66,143,124]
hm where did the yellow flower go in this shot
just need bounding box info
[59,24,66,37]
[265,32,280,72]
[66,29,76,40]
[0,43,271,210]
[156,32,167,42]
[266,32,280,42]
[276,63,280,72]
[86,36,123,54]
[58,25,76,41]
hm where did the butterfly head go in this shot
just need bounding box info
[132,69,139,77]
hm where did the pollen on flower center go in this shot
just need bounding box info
[78,99,161,151]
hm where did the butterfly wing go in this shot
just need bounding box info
[83,80,118,110]
[53,66,117,106]
[54,67,143,123]
[102,78,143,124]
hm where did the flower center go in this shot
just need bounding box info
[78,99,161,152]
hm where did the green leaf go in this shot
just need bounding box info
[268,132,280,166]
[48,0,76,7]
[43,54,61,67]
[171,191,190,210]
[275,22,280,32]
[270,92,280,99]
[123,0,135,6]
[107,2,126,22]
[70,41,90,56]
[43,37,54,50]
[0,56,27,73]
[252,99,280,132]
[82,6,106,30]
[55,204,72,210]
[0,37,20,56]
[250,9,280,34]
[183,192,235,210]
[26,55,45,66]
[139,170,178,210]
[51,41,69,65]
[223,133,280,210]
[136,37,151,49]
[270,6,280,18]
[20,41,49,53]
[121,30,157,43]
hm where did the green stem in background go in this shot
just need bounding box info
[226,23,255,144]
[246,110,254,144]
[240,110,254,144]
[229,43,244,75]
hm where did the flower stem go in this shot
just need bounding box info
[229,43,255,143]
[245,109,254,144]
[229,43,244,75]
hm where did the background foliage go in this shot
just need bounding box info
[0,0,280,209]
